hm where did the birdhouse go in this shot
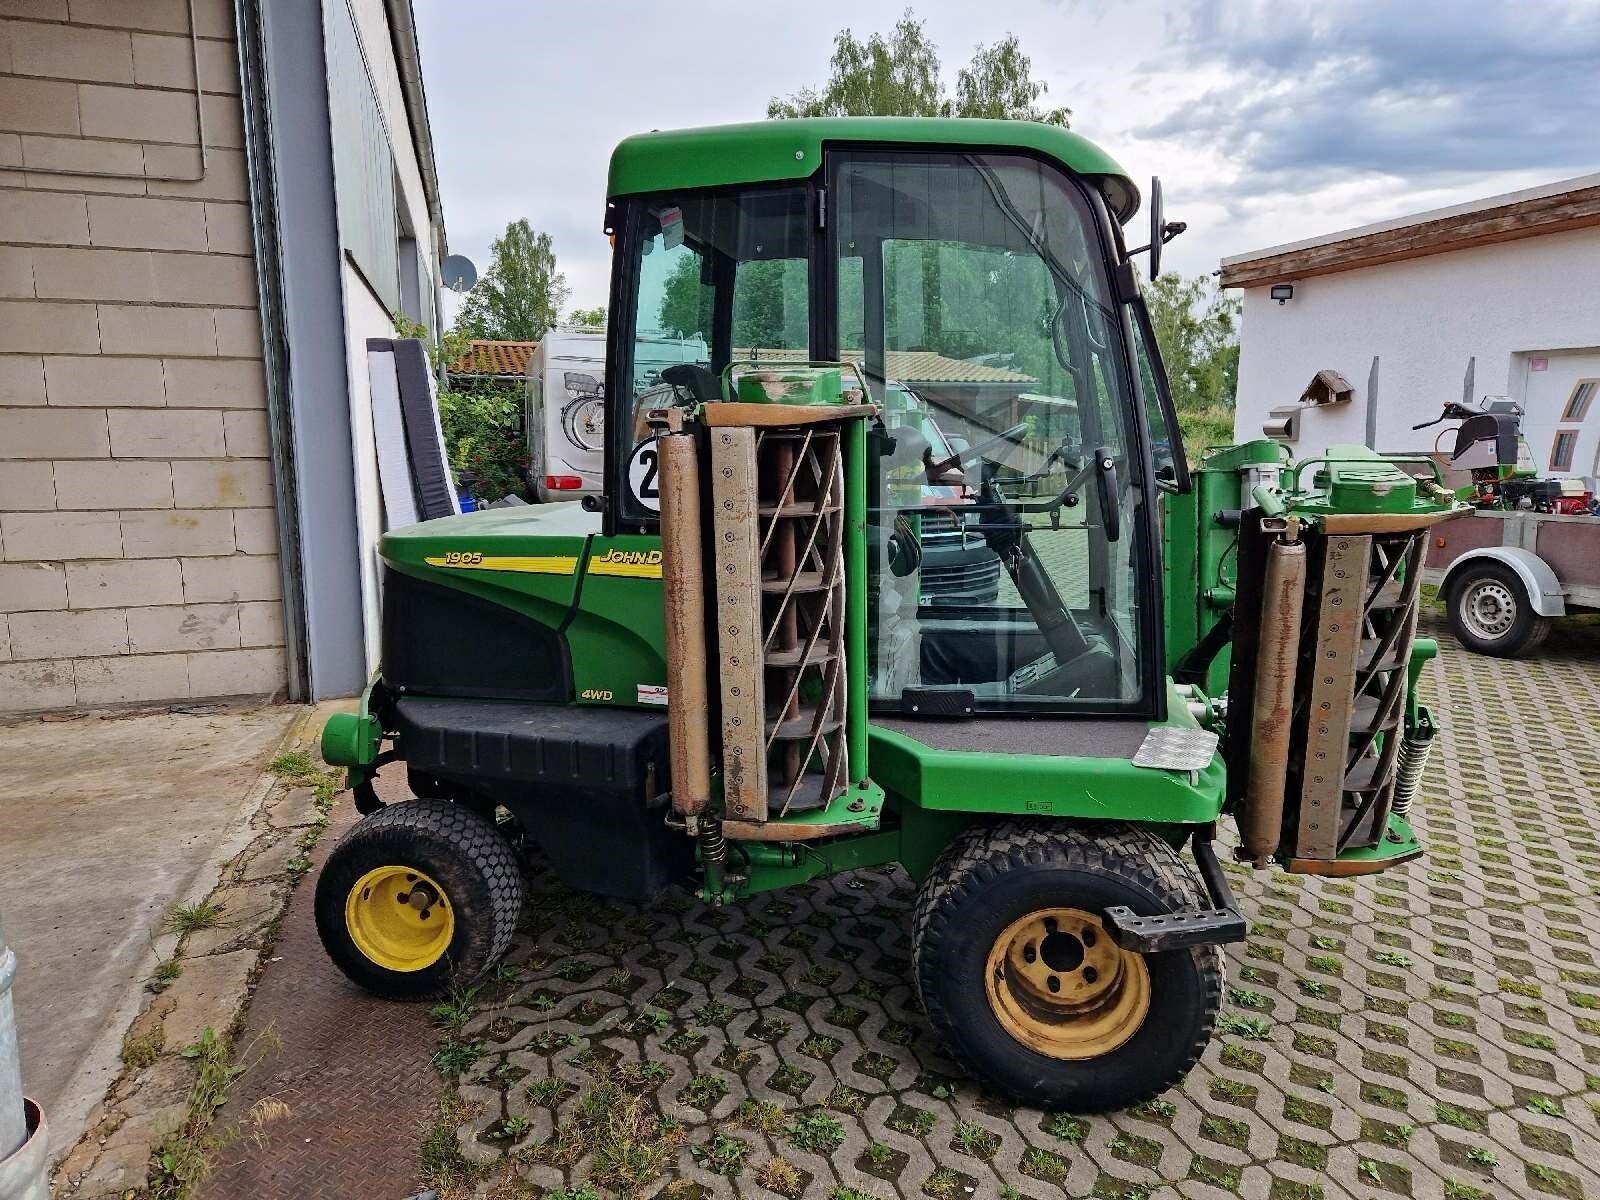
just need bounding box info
[1300,369,1354,407]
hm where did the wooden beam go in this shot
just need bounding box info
[1220,185,1600,289]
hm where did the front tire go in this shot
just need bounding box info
[1447,561,1550,657]
[315,799,523,999]
[912,821,1222,1112]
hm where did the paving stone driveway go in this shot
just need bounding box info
[418,613,1600,1200]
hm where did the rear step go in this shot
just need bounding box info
[1101,836,1247,953]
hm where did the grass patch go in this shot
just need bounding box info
[529,1075,687,1194]
[428,984,480,1033]
[162,901,226,937]
[149,958,183,994]
[146,1028,284,1199]
[268,749,318,779]
[122,1027,164,1069]
[690,1131,749,1177]
[788,1109,845,1154]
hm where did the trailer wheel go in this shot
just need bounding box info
[1447,561,1550,658]
[912,821,1222,1112]
[315,799,523,999]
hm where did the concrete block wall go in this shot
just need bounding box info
[0,0,289,713]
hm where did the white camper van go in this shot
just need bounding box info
[525,327,708,502]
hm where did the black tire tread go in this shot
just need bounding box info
[318,799,523,996]
[911,819,1223,1110]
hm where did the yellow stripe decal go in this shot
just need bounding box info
[423,555,579,575]
[587,559,664,579]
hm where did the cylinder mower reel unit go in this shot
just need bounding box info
[310,118,1459,1116]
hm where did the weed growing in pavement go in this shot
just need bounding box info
[690,1131,749,1177]
[419,1093,480,1188]
[734,1098,786,1135]
[122,1028,164,1069]
[755,1157,802,1193]
[268,750,318,779]
[528,1072,688,1195]
[1467,1145,1499,1167]
[163,901,226,936]
[678,1073,728,1111]
[864,1141,894,1167]
[431,1037,484,1080]
[787,1109,845,1154]
[149,957,183,993]
[146,1027,284,1199]
[1217,1012,1272,1039]
[1527,1095,1563,1117]
[429,984,481,1033]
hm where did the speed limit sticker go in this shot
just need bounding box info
[627,438,661,511]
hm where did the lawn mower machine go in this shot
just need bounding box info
[317,119,1463,1112]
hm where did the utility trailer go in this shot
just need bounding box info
[316,118,1462,1112]
[1425,508,1600,656]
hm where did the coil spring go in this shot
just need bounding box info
[700,824,726,864]
[1391,733,1433,818]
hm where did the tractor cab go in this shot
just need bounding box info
[602,124,1177,724]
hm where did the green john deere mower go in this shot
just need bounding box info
[316,118,1464,1111]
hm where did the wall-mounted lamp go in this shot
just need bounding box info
[1270,283,1294,305]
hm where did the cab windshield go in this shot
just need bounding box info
[834,151,1151,711]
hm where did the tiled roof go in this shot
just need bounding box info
[444,340,1034,385]
[737,347,1035,385]
[448,340,538,377]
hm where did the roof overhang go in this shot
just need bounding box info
[383,0,445,253]
[1220,172,1600,289]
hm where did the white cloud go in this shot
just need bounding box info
[414,0,1599,309]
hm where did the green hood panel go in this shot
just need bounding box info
[608,117,1139,222]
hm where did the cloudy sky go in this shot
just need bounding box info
[415,0,1600,317]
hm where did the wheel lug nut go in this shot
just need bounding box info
[1083,966,1098,984]
[1047,975,1060,993]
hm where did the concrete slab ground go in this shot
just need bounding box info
[0,702,301,1153]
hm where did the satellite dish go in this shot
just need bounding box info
[442,254,478,293]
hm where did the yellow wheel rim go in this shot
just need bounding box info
[345,865,454,972]
[985,907,1151,1060]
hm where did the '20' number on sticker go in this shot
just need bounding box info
[627,438,661,512]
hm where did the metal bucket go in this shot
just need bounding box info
[0,1097,48,1200]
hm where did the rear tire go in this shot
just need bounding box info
[1447,561,1550,657]
[912,820,1222,1112]
[315,799,523,999]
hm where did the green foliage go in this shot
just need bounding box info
[436,382,528,503]
[454,218,568,342]
[568,305,607,329]
[953,34,1070,124]
[1142,272,1240,458]
[770,9,942,119]
[769,8,1067,125]
[391,315,528,503]
[163,901,226,936]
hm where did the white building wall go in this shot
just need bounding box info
[324,0,442,674]
[1232,226,1600,465]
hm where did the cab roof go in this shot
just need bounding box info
[607,117,1140,223]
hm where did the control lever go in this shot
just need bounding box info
[1094,447,1120,542]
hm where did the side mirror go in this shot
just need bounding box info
[1148,177,1164,281]
[1132,176,1188,281]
